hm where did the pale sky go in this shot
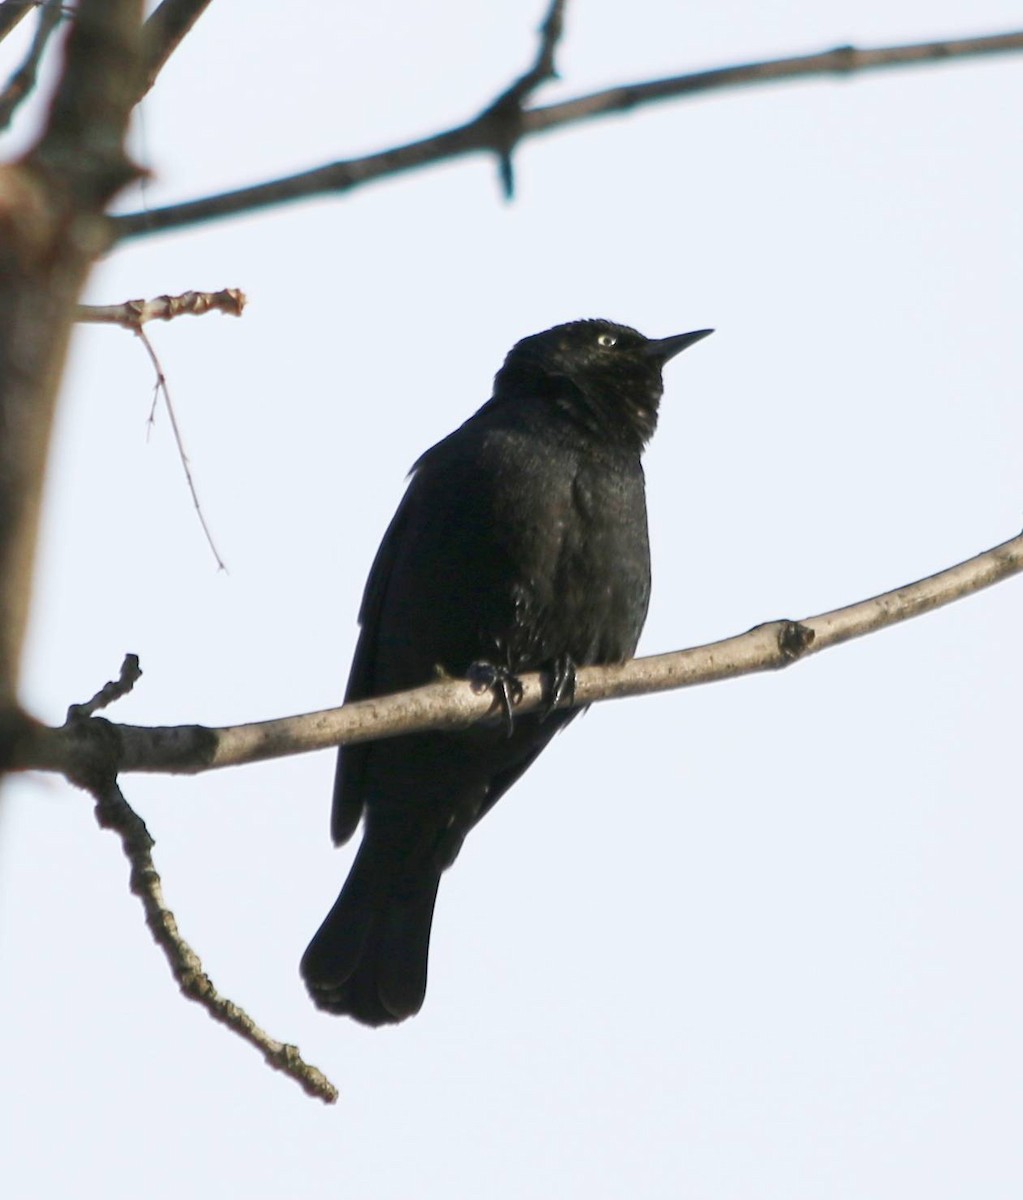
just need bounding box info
[2,2,1022,1197]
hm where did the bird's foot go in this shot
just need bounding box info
[468,660,524,736]
[541,653,576,721]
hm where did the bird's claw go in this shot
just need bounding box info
[468,660,524,736]
[541,654,576,721]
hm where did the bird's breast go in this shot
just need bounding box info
[487,442,651,669]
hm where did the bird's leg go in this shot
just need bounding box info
[467,660,524,736]
[541,653,576,720]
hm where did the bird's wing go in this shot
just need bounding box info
[330,486,415,844]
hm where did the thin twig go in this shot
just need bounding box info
[18,526,1023,780]
[112,27,1023,240]
[76,287,246,328]
[0,0,63,131]
[67,652,142,719]
[84,772,337,1104]
[134,326,227,571]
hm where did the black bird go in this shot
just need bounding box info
[301,318,712,1025]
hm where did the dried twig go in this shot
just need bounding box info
[76,289,241,570]
[113,27,1023,240]
[86,771,337,1104]
[19,526,1023,780]
[76,287,246,328]
[67,653,142,719]
[134,325,227,571]
[0,0,64,131]
[52,656,339,1104]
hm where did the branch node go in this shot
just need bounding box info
[76,286,248,328]
[778,620,816,662]
[830,44,860,73]
[480,0,567,199]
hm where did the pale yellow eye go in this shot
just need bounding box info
[597,333,617,348]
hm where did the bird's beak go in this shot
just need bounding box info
[644,328,714,364]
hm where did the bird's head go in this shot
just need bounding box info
[494,319,713,449]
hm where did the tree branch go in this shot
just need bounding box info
[76,286,246,327]
[0,0,64,132]
[85,770,337,1104]
[140,0,215,98]
[16,526,1023,781]
[42,654,340,1103]
[112,27,1023,241]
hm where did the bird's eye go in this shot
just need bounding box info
[597,333,617,348]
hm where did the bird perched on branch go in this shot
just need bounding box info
[301,317,713,1025]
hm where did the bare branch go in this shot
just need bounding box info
[85,771,337,1104]
[17,527,1023,780]
[0,0,64,132]
[76,287,246,327]
[112,28,1023,241]
[141,0,215,98]
[527,30,1023,132]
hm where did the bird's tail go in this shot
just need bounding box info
[300,835,441,1026]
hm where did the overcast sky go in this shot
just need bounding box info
[2,2,1023,1196]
